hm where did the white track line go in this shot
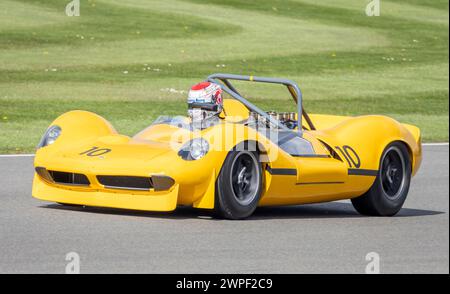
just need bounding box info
[0,154,35,158]
[0,143,447,157]
[423,143,449,146]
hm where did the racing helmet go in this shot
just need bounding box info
[187,81,223,121]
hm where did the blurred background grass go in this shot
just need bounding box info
[0,0,448,153]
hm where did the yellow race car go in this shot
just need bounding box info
[32,74,422,219]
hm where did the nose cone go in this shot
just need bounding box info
[53,135,176,175]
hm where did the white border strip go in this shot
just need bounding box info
[0,143,447,157]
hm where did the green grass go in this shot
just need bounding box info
[0,0,448,153]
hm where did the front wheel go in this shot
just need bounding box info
[215,150,263,220]
[351,142,411,216]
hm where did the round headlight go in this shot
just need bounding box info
[190,138,209,160]
[37,125,61,148]
[178,138,209,160]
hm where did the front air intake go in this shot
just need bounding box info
[97,176,153,191]
[49,171,90,186]
[35,167,90,186]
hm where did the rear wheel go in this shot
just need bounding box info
[351,142,411,216]
[215,150,263,219]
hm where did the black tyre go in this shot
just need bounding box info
[351,142,411,216]
[215,150,263,220]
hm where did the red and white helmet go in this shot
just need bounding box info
[187,82,223,117]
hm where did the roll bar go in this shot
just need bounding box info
[207,73,305,135]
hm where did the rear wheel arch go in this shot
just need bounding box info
[399,140,414,172]
[378,140,413,172]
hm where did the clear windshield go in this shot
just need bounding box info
[150,115,222,130]
[151,115,192,130]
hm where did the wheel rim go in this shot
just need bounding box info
[230,152,260,206]
[380,146,406,200]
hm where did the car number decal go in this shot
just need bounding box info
[335,145,361,168]
[79,146,112,157]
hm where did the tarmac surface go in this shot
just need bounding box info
[0,145,448,273]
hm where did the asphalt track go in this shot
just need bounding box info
[0,145,448,274]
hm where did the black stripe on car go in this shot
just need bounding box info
[265,165,297,176]
[348,168,378,176]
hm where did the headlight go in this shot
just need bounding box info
[37,125,61,149]
[178,138,209,160]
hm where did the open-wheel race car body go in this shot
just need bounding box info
[33,74,422,219]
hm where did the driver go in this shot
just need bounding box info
[187,81,223,129]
